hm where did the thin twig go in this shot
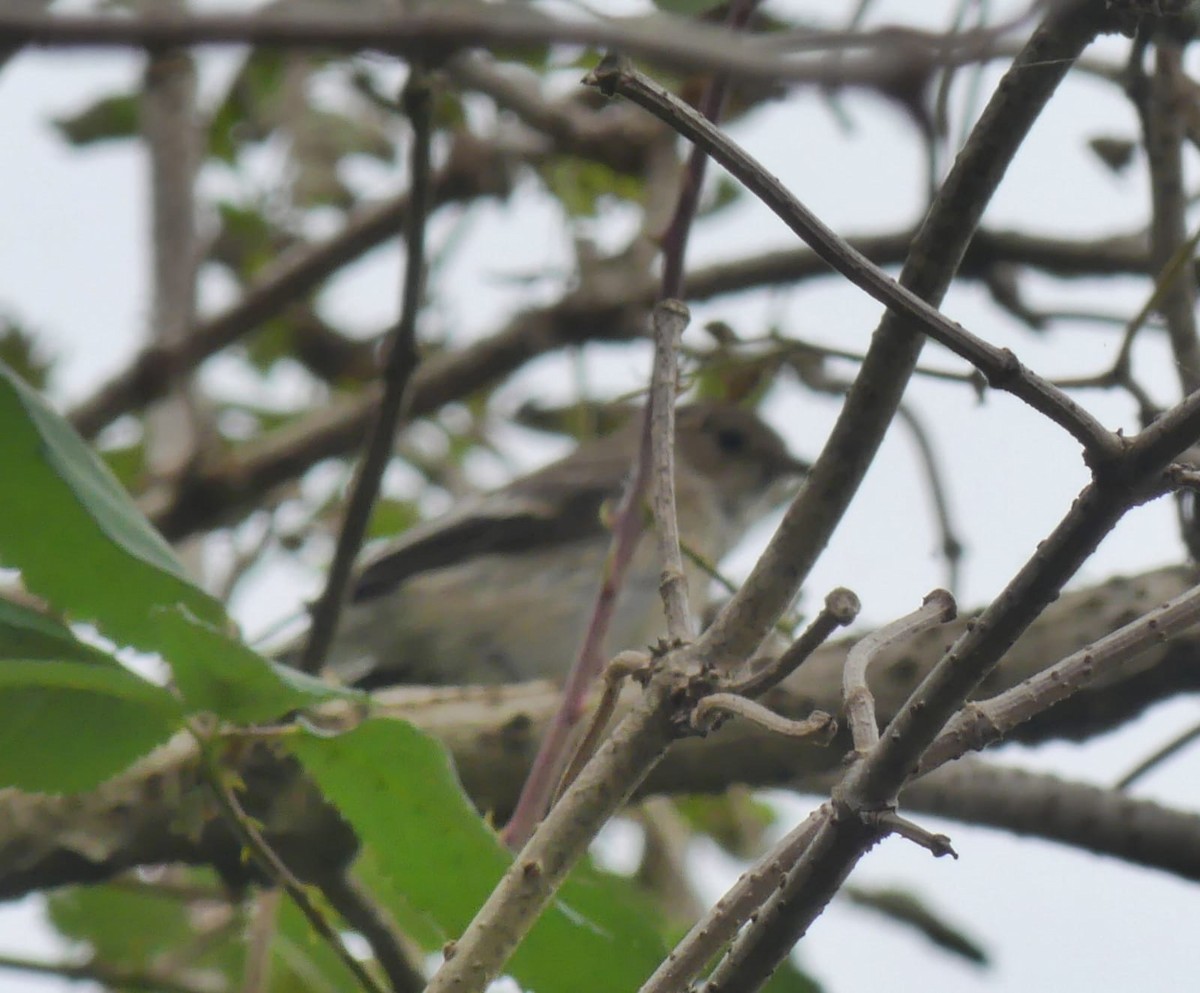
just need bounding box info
[69,145,502,441]
[555,650,651,801]
[636,807,827,993]
[868,810,957,858]
[1115,720,1200,790]
[658,0,760,299]
[894,404,965,594]
[843,590,957,754]
[297,70,432,674]
[1143,42,1200,395]
[501,384,656,849]
[692,693,835,742]
[727,586,860,698]
[240,888,280,993]
[196,738,388,993]
[649,299,694,640]
[321,871,428,993]
[921,578,1200,774]
[584,56,1119,461]
[3,6,1026,89]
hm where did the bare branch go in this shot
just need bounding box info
[692,694,835,742]
[297,71,432,674]
[921,577,1200,772]
[650,300,694,641]
[2,5,1027,89]
[843,590,956,754]
[585,55,1119,459]
[727,586,860,698]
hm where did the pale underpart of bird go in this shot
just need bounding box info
[317,402,808,688]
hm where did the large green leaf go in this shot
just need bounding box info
[0,660,183,792]
[0,361,224,650]
[153,606,352,723]
[292,720,664,993]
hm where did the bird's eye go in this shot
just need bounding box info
[715,427,747,454]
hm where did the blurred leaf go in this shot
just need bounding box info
[433,88,466,129]
[271,894,366,993]
[48,873,238,972]
[654,0,728,15]
[540,158,645,217]
[0,660,182,792]
[367,498,423,540]
[0,597,119,666]
[673,790,775,856]
[211,200,288,282]
[845,885,989,966]
[292,720,665,993]
[302,109,393,163]
[293,156,355,210]
[0,361,225,650]
[209,49,290,163]
[153,607,352,723]
[243,314,303,372]
[0,314,52,389]
[690,351,782,406]
[515,400,634,440]
[53,92,140,146]
[699,174,744,218]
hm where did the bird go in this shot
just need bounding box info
[315,401,807,688]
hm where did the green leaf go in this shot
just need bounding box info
[272,894,366,993]
[0,597,119,666]
[208,49,289,163]
[367,497,422,540]
[52,92,140,146]
[153,607,352,723]
[653,0,727,13]
[539,158,645,217]
[292,720,664,992]
[0,361,225,650]
[212,200,286,282]
[0,660,183,792]
[48,873,233,968]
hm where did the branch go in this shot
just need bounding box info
[843,590,956,754]
[921,574,1200,772]
[297,70,432,674]
[902,759,1200,882]
[3,6,1027,89]
[649,300,694,640]
[691,0,1103,672]
[585,56,1118,460]
[694,8,1117,988]
[70,135,512,441]
[2,566,1199,903]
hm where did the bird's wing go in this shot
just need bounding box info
[350,451,631,602]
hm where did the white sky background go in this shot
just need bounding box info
[1,0,1199,991]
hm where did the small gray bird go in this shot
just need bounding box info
[320,402,807,688]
